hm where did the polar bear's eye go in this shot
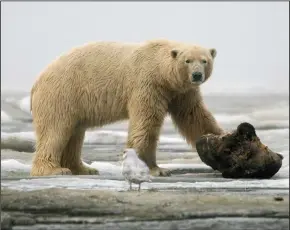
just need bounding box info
[185,59,191,63]
[202,59,207,64]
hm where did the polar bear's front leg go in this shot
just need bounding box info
[126,97,171,177]
[168,87,224,148]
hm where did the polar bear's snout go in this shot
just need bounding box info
[191,72,203,83]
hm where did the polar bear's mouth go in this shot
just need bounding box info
[191,81,203,85]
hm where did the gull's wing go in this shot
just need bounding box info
[122,160,133,177]
[136,158,150,174]
[122,158,151,182]
[134,159,151,181]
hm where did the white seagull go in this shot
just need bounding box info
[121,148,152,191]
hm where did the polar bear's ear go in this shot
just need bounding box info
[209,48,217,59]
[171,49,179,59]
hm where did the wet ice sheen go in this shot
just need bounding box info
[1,159,289,191]
[1,177,289,192]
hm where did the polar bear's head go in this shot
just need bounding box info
[170,45,217,86]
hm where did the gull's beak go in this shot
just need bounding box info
[117,153,124,158]
[117,150,124,156]
[117,151,126,158]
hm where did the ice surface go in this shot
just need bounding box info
[1,177,289,192]
[1,159,288,191]
[1,130,185,145]
[18,96,31,114]
[1,94,289,192]
[1,159,211,176]
[1,111,12,123]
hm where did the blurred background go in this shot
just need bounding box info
[1,1,289,94]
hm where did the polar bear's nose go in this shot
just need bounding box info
[192,72,203,82]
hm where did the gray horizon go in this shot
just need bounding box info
[1,2,289,95]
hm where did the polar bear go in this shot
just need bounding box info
[30,39,224,177]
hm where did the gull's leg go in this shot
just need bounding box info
[138,183,141,192]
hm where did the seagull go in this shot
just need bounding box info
[121,148,152,191]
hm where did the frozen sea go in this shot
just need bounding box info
[1,91,289,193]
